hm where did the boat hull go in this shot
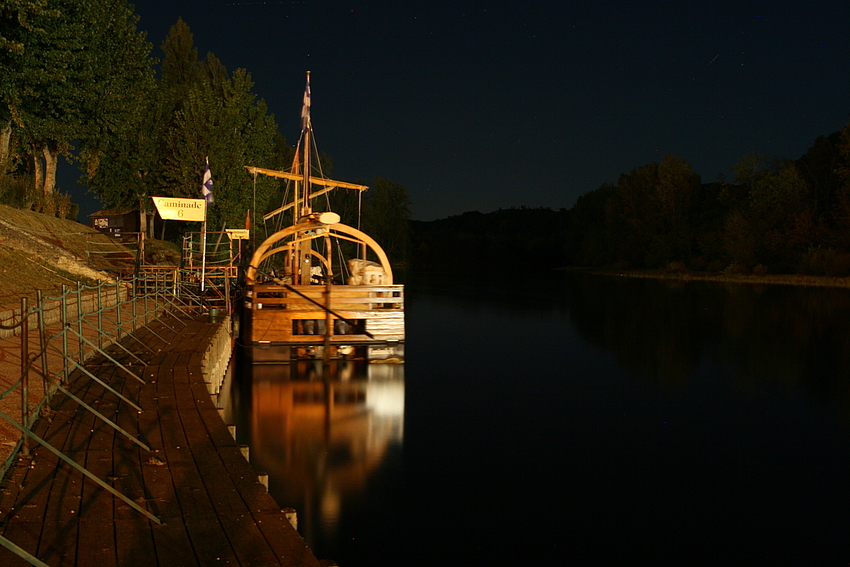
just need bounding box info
[243,283,404,363]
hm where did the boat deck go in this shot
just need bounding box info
[0,316,322,567]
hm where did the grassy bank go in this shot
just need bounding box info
[561,266,850,288]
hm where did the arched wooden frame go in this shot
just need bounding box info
[246,220,393,285]
[261,242,330,275]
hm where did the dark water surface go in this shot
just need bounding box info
[229,271,850,565]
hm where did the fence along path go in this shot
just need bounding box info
[0,275,200,473]
[0,314,322,566]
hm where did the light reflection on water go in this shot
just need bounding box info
[226,271,850,565]
[230,359,403,561]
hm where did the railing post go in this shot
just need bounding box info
[140,275,147,325]
[37,290,49,398]
[115,280,123,341]
[132,277,139,332]
[20,297,29,456]
[76,281,84,360]
[97,283,104,351]
[146,274,151,325]
[149,273,155,320]
[61,285,69,383]
[225,269,231,316]
[324,275,332,366]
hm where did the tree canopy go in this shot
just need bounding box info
[82,18,281,233]
[362,177,412,264]
[557,126,850,275]
[0,0,153,215]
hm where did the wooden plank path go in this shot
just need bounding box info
[0,315,324,567]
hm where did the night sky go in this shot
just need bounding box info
[101,1,850,221]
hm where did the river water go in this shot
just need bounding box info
[227,271,850,565]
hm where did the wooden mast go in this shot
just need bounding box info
[297,72,312,284]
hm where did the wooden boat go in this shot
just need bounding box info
[242,73,404,363]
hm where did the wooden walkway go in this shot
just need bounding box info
[0,315,323,567]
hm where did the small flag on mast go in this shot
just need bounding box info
[202,157,214,205]
[300,72,311,132]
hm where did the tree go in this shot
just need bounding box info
[601,154,702,268]
[830,121,850,250]
[76,0,155,216]
[362,177,412,264]
[2,0,153,215]
[655,154,698,234]
[159,58,279,231]
[605,161,660,266]
[653,154,700,262]
[83,17,197,218]
[1,0,85,212]
[86,19,280,237]
[0,0,57,185]
[160,18,197,88]
[796,132,843,218]
[724,154,808,269]
[564,183,615,266]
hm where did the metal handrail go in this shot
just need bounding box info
[0,268,237,564]
[0,270,203,512]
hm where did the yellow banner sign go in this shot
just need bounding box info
[226,229,250,240]
[152,197,206,221]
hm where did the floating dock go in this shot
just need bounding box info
[0,314,323,566]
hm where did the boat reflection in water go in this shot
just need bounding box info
[242,358,404,556]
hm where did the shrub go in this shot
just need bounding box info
[688,256,707,272]
[799,247,850,276]
[723,263,748,275]
[666,261,687,273]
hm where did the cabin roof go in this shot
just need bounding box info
[89,208,138,218]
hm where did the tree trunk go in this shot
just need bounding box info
[32,146,43,211]
[0,120,11,183]
[43,144,58,195]
[140,208,155,239]
[41,144,58,216]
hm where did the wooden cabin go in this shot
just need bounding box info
[89,208,140,234]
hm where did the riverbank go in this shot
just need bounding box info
[561,266,850,288]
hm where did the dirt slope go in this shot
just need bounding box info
[0,204,132,311]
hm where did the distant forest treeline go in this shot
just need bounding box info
[413,127,850,276]
[411,207,569,270]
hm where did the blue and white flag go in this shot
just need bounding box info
[300,73,311,132]
[202,157,214,205]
